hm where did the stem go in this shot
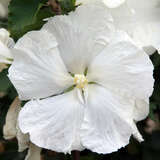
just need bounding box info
[71,151,80,160]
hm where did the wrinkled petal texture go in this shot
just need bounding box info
[81,85,140,154]
[19,89,85,154]
[87,32,154,101]
[87,32,154,121]
[131,22,160,54]
[128,0,160,53]
[8,30,73,100]
[111,0,160,53]
[43,2,114,74]
[19,85,142,154]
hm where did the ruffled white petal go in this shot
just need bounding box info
[111,0,160,54]
[81,85,141,154]
[127,0,160,16]
[76,0,160,54]
[43,2,114,74]
[87,31,154,100]
[110,0,160,28]
[0,28,10,44]
[7,38,15,49]
[8,30,73,100]
[131,22,160,55]
[18,89,85,154]
[134,99,149,122]
[0,28,13,64]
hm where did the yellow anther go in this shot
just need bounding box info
[74,74,88,89]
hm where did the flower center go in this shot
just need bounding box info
[74,74,88,89]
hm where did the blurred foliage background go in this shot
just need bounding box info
[0,0,160,160]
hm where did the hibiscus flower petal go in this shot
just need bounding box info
[0,28,13,64]
[76,0,125,8]
[87,32,154,100]
[134,99,149,122]
[43,2,114,74]
[111,0,160,54]
[81,84,139,154]
[18,89,85,154]
[103,0,125,8]
[131,22,160,54]
[8,30,73,100]
[0,41,13,64]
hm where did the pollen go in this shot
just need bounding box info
[74,74,88,89]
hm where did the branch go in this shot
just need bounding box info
[72,151,80,160]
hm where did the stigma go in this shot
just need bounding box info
[74,74,88,89]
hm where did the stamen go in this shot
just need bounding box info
[74,74,88,89]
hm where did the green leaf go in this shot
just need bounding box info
[63,85,75,93]
[149,102,157,121]
[21,100,28,107]
[8,0,53,40]
[150,80,160,104]
[0,69,12,93]
[0,68,17,99]
[0,19,8,28]
[58,0,76,14]
[150,52,160,68]
[150,52,160,104]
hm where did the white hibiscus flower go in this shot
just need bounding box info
[0,0,11,18]
[0,28,14,64]
[8,2,154,154]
